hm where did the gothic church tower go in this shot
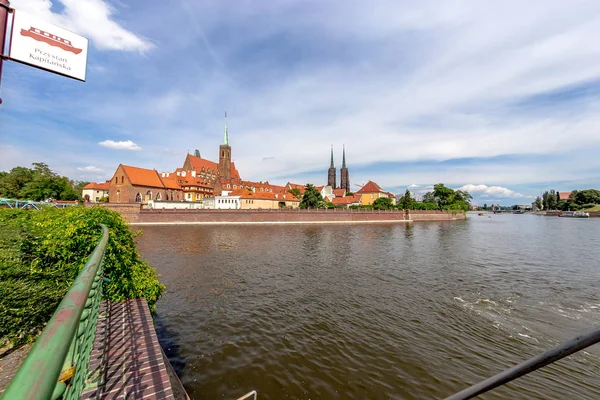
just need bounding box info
[327,146,337,188]
[340,145,350,193]
[218,113,231,180]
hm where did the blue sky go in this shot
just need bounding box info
[2,0,600,205]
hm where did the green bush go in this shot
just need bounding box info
[0,206,164,348]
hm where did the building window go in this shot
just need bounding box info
[121,176,124,184]
[135,193,141,202]
[156,192,162,201]
[116,190,120,202]
[371,194,374,199]
[233,185,237,189]
[227,184,230,188]
[146,190,152,201]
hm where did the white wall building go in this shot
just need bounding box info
[82,182,110,203]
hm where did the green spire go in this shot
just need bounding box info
[223,111,229,145]
[342,144,347,168]
[330,145,334,168]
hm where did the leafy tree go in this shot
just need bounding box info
[483,203,488,210]
[535,197,542,210]
[414,202,439,210]
[288,187,302,199]
[0,162,81,201]
[573,189,600,205]
[398,189,414,210]
[373,197,394,210]
[299,184,323,209]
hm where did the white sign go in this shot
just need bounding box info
[9,10,89,81]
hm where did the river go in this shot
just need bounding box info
[135,214,600,399]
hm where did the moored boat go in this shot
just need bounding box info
[558,211,590,218]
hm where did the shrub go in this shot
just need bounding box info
[0,206,164,348]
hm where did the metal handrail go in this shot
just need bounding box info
[1,224,109,400]
[237,390,257,400]
[444,328,600,399]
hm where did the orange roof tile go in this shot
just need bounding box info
[559,191,573,200]
[332,194,361,205]
[333,188,346,197]
[121,165,165,188]
[83,181,110,190]
[357,180,385,194]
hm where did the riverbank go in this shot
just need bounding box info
[92,204,466,224]
[535,211,600,217]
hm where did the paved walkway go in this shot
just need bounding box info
[0,344,32,396]
[82,299,177,399]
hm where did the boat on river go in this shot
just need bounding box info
[558,211,590,218]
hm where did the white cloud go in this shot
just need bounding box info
[12,0,152,52]
[98,140,142,151]
[457,184,531,199]
[77,165,104,173]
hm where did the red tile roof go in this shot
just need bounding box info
[229,188,299,201]
[356,180,384,194]
[332,194,361,205]
[121,165,165,188]
[333,188,346,197]
[286,183,307,194]
[559,191,573,200]
[83,181,110,190]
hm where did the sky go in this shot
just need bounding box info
[2,0,600,205]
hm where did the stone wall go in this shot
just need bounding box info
[409,210,467,221]
[90,204,466,224]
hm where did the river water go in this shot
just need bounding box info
[135,215,600,399]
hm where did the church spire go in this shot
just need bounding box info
[342,144,346,168]
[223,111,229,145]
[330,145,335,168]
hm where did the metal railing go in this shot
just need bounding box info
[237,390,257,400]
[444,327,600,399]
[0,198,78,210]
[1,224,109,400]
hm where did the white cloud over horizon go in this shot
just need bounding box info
[98,140,142,151]
[77,165,103,173]
[457,184,531,199]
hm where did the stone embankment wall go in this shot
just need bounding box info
[92,204,466,224]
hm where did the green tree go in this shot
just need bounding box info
[373,197,394,210]
[483,203,488,210]
[0,162,81,201]
[288,187,302,199]
[535,197,542,210]
[573,189,600,205]
[398,189,414,210]
[299,184,323,209]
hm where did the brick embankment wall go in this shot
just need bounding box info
[134,209,410,224]
[409,210,466,221]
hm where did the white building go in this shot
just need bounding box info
[82,182,110,203]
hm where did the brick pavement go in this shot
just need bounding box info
[82,299,176,399]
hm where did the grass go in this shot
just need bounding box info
[583,205,600,212]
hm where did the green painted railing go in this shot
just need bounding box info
[1,225,109,400]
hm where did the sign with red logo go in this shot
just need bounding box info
[9,10,88,81]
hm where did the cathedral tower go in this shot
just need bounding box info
[340,145,350,193]
[218,112,231,180]
[327,146,337,188]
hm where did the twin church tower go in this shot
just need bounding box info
[327,146,350,192]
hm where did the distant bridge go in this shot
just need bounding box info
[0,198,78,210]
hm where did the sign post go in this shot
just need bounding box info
[0,2,88,104]
[0,0,11,104]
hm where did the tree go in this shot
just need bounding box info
[288,187,302,199]
[373,197,394,210]
[483,203,488,210]
[573,189,600,205]
[0,162,81,201]
[398,189,414,210]
[535,197,542,210]
[422,191,436,204]
[299,184,323,209]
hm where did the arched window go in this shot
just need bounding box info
[116,190,120,202]
[135,193,142,202]
[156,192,162,201]
[146,190,152,201]
[121,176,124,184]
